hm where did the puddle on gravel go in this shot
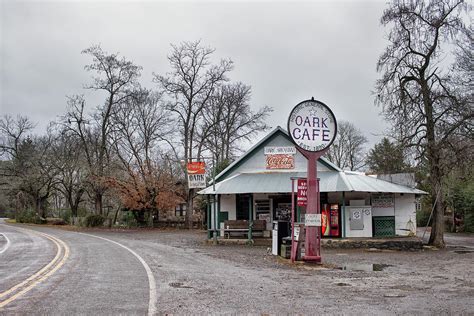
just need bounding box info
[339,263,391,271]
[169,282,193,289]
[453,250,474,254]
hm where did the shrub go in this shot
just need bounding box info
[46,217,67,225]
[84,214,105,227]
[416,209,431,227]
[15,210,44,224]
[6,210,15,219]
[60,209,72,224]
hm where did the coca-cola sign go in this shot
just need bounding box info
[266,154,294,169]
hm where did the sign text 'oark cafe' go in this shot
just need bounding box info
[199,97,425,262]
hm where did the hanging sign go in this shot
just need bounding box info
[305,213,322,227]
[297,179,307,206]
[287,99,337,152]
[187,162,206,188]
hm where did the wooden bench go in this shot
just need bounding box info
[222,220,267,239]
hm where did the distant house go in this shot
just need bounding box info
[199,127,426,239]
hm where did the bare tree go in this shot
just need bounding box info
[0,115,56,218]
[108,88,178,222]
[0,114,35,160]
[375,0,472,247]
[154,40,233,228]
[197,82,273,164]
[64,45,142,215]
[324,120,368,171]
[50,127,87,218]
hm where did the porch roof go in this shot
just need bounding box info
[198,171,427,195]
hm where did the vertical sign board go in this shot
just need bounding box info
[287,98,337,263]
[297,179,307,207]
[187,162,206,189]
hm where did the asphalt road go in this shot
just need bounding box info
[0,220,150,315]
[1,220,473,315]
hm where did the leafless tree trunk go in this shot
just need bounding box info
[49,126,86,218]
[154,40,233,228]
[109,88,175,220]
[324,120,368,171]
[64,45,142,215]
[0,115,56,218]
[197,82,272,166]
[375,0,471,247]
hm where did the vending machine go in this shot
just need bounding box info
[321,204,340,238]
[329,204,340,237]
[321,204,330,236]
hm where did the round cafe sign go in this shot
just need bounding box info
[287,99,337,152]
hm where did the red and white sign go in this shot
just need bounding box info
[266,154,294,169]
[297,179,307,206]
[187,162,206,188]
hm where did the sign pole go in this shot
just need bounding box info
[287,98,338,264]
[291,178,295,262]
[300,150,326,262]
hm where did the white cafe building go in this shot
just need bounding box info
[199,127,425,240]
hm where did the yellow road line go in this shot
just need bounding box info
[0,228,70,308]
[0,231,62,299]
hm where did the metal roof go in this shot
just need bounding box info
[343,171,426,194]
[198,171,427,195]
[200,126,426,196]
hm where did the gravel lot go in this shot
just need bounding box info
[4,223,473,315]
[91,228,474,315]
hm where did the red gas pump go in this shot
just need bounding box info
[330,204,340,237]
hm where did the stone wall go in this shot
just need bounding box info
[322,237,423,250]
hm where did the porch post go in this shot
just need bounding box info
[207,195,211,239]
[248,194,253,242]
[341,191,346,238]
[218,195,221,236]
[213,194,217,244]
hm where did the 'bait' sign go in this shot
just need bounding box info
[187,162,206,188]
[287,99,337,152]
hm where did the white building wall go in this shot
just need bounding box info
[344,192,371,205]
[394,194,417,236]
[344,205,373,238]
[220,194,236,220]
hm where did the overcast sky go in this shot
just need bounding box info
[1,0,390,149]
